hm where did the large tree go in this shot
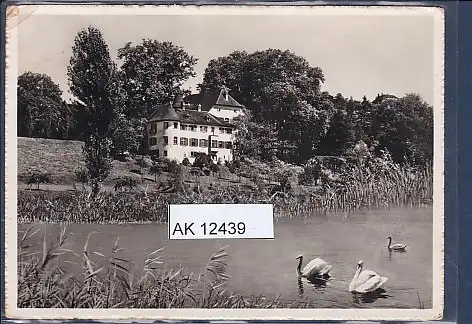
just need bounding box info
[17,72,71,139]
[199,49,325,123]
[370,93,433,165]
[317,93,356,156]
[67,26,118,194]
[199,50,248,103]
[260,83,331,163]
[233,109,278,162]
[117,40,198,119]
[200,49,329,164]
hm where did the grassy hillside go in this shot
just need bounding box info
[17,137,142,186]
[17,137,252,191]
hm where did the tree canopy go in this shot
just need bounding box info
[18,26,434,168]
[17,72,71,139]
[118,40,198,119]
[370,93,433,165]
[200,49,330,163]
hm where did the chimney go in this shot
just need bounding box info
[197,104,202,112]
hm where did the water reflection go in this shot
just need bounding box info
[306,276,329,288]
[297,278,304,297]
[388,248,407,260]
[351,288,390,304]
[297,276,329,297]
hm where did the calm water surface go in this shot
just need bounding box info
[19,206,433,309]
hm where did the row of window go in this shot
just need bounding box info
[150,122,234,135]
[149,136,232,149]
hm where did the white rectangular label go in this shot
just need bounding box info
[168,204,274,240]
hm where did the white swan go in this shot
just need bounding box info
[296,255,332,280]
[387,236,407,251]
[349,260,388,294]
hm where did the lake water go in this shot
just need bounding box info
[18,206,433,309]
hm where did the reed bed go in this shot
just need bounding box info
[17,162,432,224]
[18,227,313,308]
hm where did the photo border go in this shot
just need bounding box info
[2,2,451,321]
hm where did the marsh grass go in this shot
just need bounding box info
[18,162,432,224]
[18,227,310,308]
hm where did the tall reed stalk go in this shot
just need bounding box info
[18,227,307,308]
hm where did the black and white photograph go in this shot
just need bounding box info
[5,5,444,320]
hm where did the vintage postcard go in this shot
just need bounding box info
[4,4,445,321]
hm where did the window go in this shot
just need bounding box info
[190,125,197,132]
[174,122,178,129]
[190,138,198,147]
[173,137,178,145]
[164,122,169,129]
[225,142,232,149]
[211,140,218,148]
[200,126,208,132]
[219,128,224,134]
[199,139,208,147]
[180,137,188,146]
[226,128,233,134]
[234,109,238,113]
[224,118,229,122]
[149,123,157,136]
[191,151,200,158]
[164,150,168,157]
[149,137,157,146]
[163,136,168,145]
[211,127,215,133]
[218,141,224,148]
[180,124,187,131]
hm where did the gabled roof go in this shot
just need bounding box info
[183,89,244,112]
[148,103,180,122]
[177,109,234,127]
[148,102,235,127]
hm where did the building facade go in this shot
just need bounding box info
[147,88,245,164]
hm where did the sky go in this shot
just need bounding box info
[17,9,437,104]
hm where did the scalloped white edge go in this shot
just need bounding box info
[4,4,445,321]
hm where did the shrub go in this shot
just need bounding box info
[190,167,204,177]
[193,153,213,169]
[135,156,148,173]
[182,157,190,166]
[299,164,321,185]
[25,171,52,190]
[114,176,138,192]
[149,162,162,182]
[74,168,89,190]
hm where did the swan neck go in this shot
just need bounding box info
[296,257,303,276]
[349,265,362,291]
[356,265,363,278]
[387,238,392,249]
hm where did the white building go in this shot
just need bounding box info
[147,88,245,164]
